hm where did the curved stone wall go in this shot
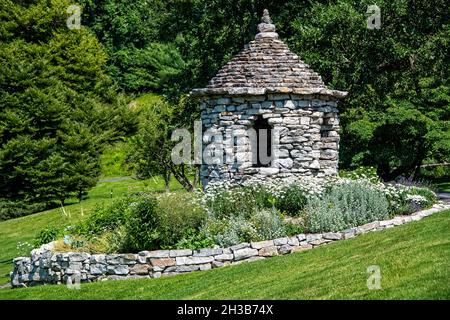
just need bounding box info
[10,203,450,288]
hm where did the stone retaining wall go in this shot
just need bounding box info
[11,203,450,288]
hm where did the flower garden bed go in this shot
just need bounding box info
[11,202,450,287]
[11,169,443,287]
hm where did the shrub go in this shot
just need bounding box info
[154,193,207,248]
[204,186,272,219]
[203,178,326,219]
[284,221,306,237]
[409,187,437,207]
[339,166,380,183]
[306,181,390,232]
[203,215,257,247]
[275,185,307,215]
[249,209,286,240]
[120,193,207,252]
[172,229,215,250]
[203,209,286,247]
[202,216,257,247]
[74,197,132,237]
[1,200,48,221]
[121,196,159,252]
[33,227,61,247]
[388,185,437,215]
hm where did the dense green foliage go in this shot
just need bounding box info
[203,210,286,247]
[92,0,449,180]
[0,176,183,284]
[128,98,198,191]
[57,193,208,252]
[285,0,450,179]
[0,0,136,219]
[1,0,448,218]
[2,210,450,300]
[76,0,185,93]
[41,173,437,253]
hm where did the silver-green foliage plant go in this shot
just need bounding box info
[307,181,390,233]
[203,209,285,247]
[203,216,256,247]
[249,209,286,240]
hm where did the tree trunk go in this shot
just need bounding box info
[192,165,200,190]
[164,161,194,192]
[164,171,171,192]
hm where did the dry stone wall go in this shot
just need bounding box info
[11,203,450,288]
[200,94,340,187]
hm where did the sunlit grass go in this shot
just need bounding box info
[0,176,183,284]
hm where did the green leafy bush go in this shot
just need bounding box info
[116,193,207,252]
[339,166,380,183]
[275,185,308,215]
[121,196,159,252]
[387,184,438,216]
[284,221,306,237]
[172,229,215,250]
[1,201,47,221]
[409,187,437,206]
[393,186,437,215]
[307,181,390,232]
[33,227,61,247]
[203,215,257,247]
[154,193,207,249]
[74,197,131,237]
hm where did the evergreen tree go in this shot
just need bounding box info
[0,0,136,219]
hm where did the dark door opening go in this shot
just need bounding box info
[254,115,272,167]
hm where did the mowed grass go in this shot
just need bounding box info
[1,210,449,300]
[437,181,450,192]
[0,176,183,285]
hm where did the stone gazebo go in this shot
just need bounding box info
[191,10,347,187]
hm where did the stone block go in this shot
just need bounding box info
[193,248,223,257]
[273,237,289,246]
[251,240,274,249]
[288,237,299,246]
[323,232,342,240]
[150,258,175,268]
[176,256,214,265]
[258,246,278,257]
[129,264,151,275]
[230,243,250,252]
[234,248,258,261]
[215,254,234,261]
[147,250,170,258]
[169,249,193,257]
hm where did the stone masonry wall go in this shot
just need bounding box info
[11,203,450,288]
[200,93,340,187]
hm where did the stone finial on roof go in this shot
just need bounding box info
[261,9,272,23]
[190,8,348,98]
[256,9,278,40]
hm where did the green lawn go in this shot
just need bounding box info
[1,210,449,300]
[437,181,450,192]
[0,176,183,285]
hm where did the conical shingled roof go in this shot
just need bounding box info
[191,10,347,98]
